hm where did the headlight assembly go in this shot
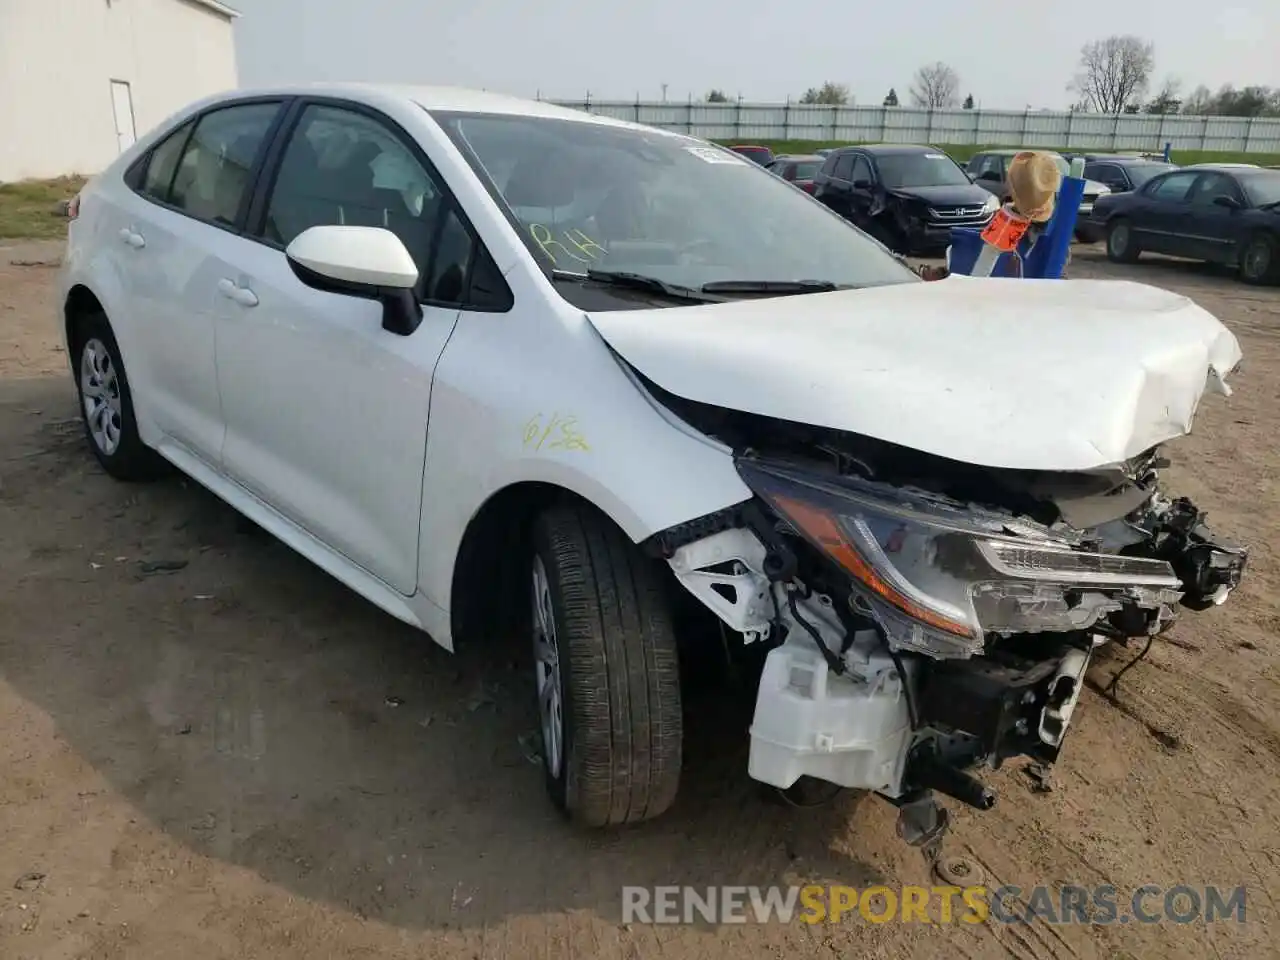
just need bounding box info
[982,194,1000,214]
[737,461,1183,659]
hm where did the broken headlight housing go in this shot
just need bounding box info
[737,460,1184,659]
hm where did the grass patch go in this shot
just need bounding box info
[711,140,1280,167]
[0,176,86,241]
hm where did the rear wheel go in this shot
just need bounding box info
[530,504,683,827]
[1239,232,1279,285]
[1106,219,1140,263]
[71,312,164,481]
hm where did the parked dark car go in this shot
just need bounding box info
[811,144,998,254]
[1082,156,1178,194]
[728,144,774,166]
[766,154,823,194]
[966,149,1110,242]
[1091,166,1280,284]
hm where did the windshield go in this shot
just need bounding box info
[432,111,916,304]
[791,160,820,179]
[1128,162,1176,186]
[1243,172,1280,207]
[878,152,971,188]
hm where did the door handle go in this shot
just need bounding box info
[218,278,259,308]
[118,227,145,249]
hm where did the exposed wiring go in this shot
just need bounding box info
[886,645,921,731]
[1106,635,1155,697]
[787,590,845,676]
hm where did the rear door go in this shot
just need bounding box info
[846,153,877,226]
[1130,171,1200,255]
[116,99,285,462]
[817,152,856,216]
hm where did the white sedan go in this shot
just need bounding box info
[60,84,1248,852]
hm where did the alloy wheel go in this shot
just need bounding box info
[532,554,564,778]
[80,338,123,456]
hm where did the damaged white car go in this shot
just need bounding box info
[59,85,1248,854]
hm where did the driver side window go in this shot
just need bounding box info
[850,156,873,184]
[261,105,442,269]
[260,103,511,311]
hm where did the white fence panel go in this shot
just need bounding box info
[548,99,1280,154]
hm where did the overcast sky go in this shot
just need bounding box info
[231,0,1278,110]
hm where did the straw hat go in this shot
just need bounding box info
[1007,151,1062,223]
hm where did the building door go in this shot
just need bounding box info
[110,80,136,153]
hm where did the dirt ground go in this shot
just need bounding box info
[1,240,1278,960]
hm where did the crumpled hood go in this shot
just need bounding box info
[587,276,1242,472]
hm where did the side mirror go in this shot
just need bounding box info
[852,178,873,189]
[286,225,423,336]
[1212,194,1242,210]
[977,170,1001,183]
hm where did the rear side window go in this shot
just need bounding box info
[169,102,281,227]
[140,121,194,202]
[1146,171,1199,202]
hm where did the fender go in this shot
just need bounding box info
[416,274,753,648]
[57,229,166,449]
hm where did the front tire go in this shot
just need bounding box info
[1105,219,1140,263]
[530,504,683,827]
[71,312,163,481]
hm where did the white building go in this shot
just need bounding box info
[0,0,240,182]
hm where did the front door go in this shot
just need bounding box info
[1183,172,1246,264]
[213,101,462,594]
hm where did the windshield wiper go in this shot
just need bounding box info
[700,278,841,294]
[552,268,723,303]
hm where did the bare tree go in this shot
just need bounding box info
[1068,35,1154,114]
[909,62,960,109]
[800,82,850,105]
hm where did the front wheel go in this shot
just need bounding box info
[1105,219,1141,263]
[1239,232,1279,285]
[530,504,683,827]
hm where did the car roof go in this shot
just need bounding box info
[200,82,656,129]
[1087,155,1172,164]
[1185,162,1258,169]
[977,148,1064,157]
[774,154,823,162]
[845,143,947,156]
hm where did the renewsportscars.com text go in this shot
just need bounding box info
[621,884,1247,925]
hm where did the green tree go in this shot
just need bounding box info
[705,89,729,103]
[800,82,850,105]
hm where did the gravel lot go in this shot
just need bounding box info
[2,240,1278,960]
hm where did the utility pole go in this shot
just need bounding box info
[661,83,668,102]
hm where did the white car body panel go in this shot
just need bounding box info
[55,81,1238,656]
[58,83,754,648]
[586,274,1242,472]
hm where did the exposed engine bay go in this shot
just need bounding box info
[644,387,1249,858]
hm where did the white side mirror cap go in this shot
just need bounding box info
[286,225,419,290]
